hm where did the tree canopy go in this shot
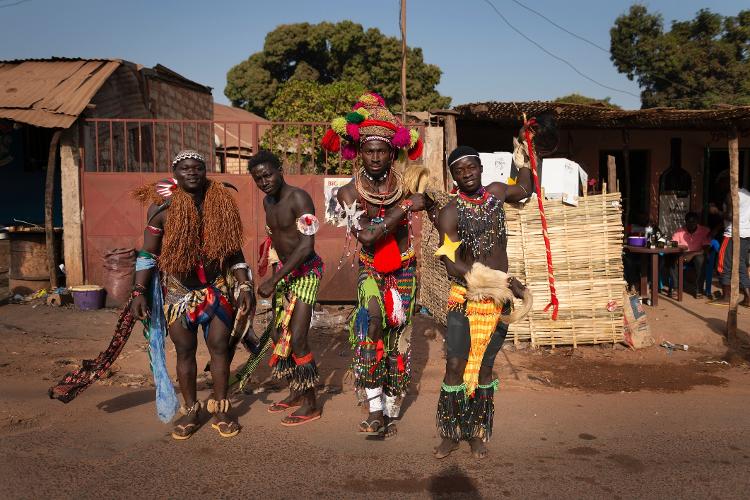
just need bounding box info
[610,5,750,109]
[553,93,621,109]
[225,21,451,117]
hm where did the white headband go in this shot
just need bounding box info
[448,154,480,167]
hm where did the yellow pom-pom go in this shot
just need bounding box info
[356,108,370,118]
[409,129,419,148]
[358,94,379,107]
[331,117,347,135]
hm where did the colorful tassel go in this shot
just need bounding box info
[386,287,405,327]
[408,138,424,160]
[392,126,411,148]
[354,307,369,341]
[346,122,360,142]
[331,117,347,135]
[409,129,419,148]
[321,128,341,152]
[342,142,357,160]
[346,111,365,124]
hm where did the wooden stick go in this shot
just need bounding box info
[607,155,617,194]
[45,130,62,290]
[727,128,740,341]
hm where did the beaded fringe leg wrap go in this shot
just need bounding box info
[436,383,466,441]
[271,356,296,380]
[463,381,498,442]
[353,348,386,389]
[384,352,410,397]
[289,361,319,392]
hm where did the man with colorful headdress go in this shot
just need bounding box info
[128,150,254,440]
[321,92,431,438]
[430,116,557,459]
[249,150,324,427]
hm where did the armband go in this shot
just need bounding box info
[296,214,320,235]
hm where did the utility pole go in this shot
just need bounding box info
[400,0,407,123]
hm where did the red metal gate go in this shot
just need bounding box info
[80,118,425,301]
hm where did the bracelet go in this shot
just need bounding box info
[133,283,147,292]
[230,262,253,281]
[519,184,529,197]
[131,289,144,298]
[399,199,414,213]
[238,282,253,293]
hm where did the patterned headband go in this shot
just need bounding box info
[361,135,393,146]
[171,149,206,168]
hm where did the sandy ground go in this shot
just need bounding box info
[1,295,749,499]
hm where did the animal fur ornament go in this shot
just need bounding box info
[464,262,533,324]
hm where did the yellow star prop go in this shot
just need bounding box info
[434,234,462,262]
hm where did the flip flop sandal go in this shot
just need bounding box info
[171,422,199,441]
[268,402,301,414]
[280,413,321,427]
[358,419,383,435]
[211,420,240,438]
[383,421,398,439]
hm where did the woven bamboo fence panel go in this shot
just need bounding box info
[419,192,626,347]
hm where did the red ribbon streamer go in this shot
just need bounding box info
[524,122,559,320]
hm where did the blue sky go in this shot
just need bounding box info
[1,0,746,110]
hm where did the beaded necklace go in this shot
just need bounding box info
[456,187,507,258]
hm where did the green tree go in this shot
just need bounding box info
[553,93,621,109]
[610,5,750,109]
[262,80,366,174]
[225,21,451,117]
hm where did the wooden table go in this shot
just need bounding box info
[624,246,685,306]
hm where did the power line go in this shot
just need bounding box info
[504,0,714,101]
[0,0,31,9]
[480,0,640,98]
[507,0,609,53]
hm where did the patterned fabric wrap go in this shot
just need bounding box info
[163,274,234,339]
[446,284,509,396]
[49,299,137,404]
[350,248,416,396]
[269,254,323,385]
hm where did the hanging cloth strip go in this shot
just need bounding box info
[136,252,181,422]
[524,119,559,320]
[48,300,137,403]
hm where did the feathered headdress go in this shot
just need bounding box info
[320,92,423,161]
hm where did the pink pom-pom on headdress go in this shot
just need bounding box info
[342,142,357,160]
[391,126,411,149]
[369,92,386,106]
[346,122,360,142]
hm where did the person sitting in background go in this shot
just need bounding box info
[665,212,711,298]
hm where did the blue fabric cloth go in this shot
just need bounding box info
[136,256,180,423]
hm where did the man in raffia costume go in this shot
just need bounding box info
[321,92,431,438]
[430,116,557,459]
[128,150,254,440]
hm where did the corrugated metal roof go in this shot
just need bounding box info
[213,102,269,151]
[454,101,750,130]
[0,59,121,128]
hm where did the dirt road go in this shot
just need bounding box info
[1,302,749,499]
